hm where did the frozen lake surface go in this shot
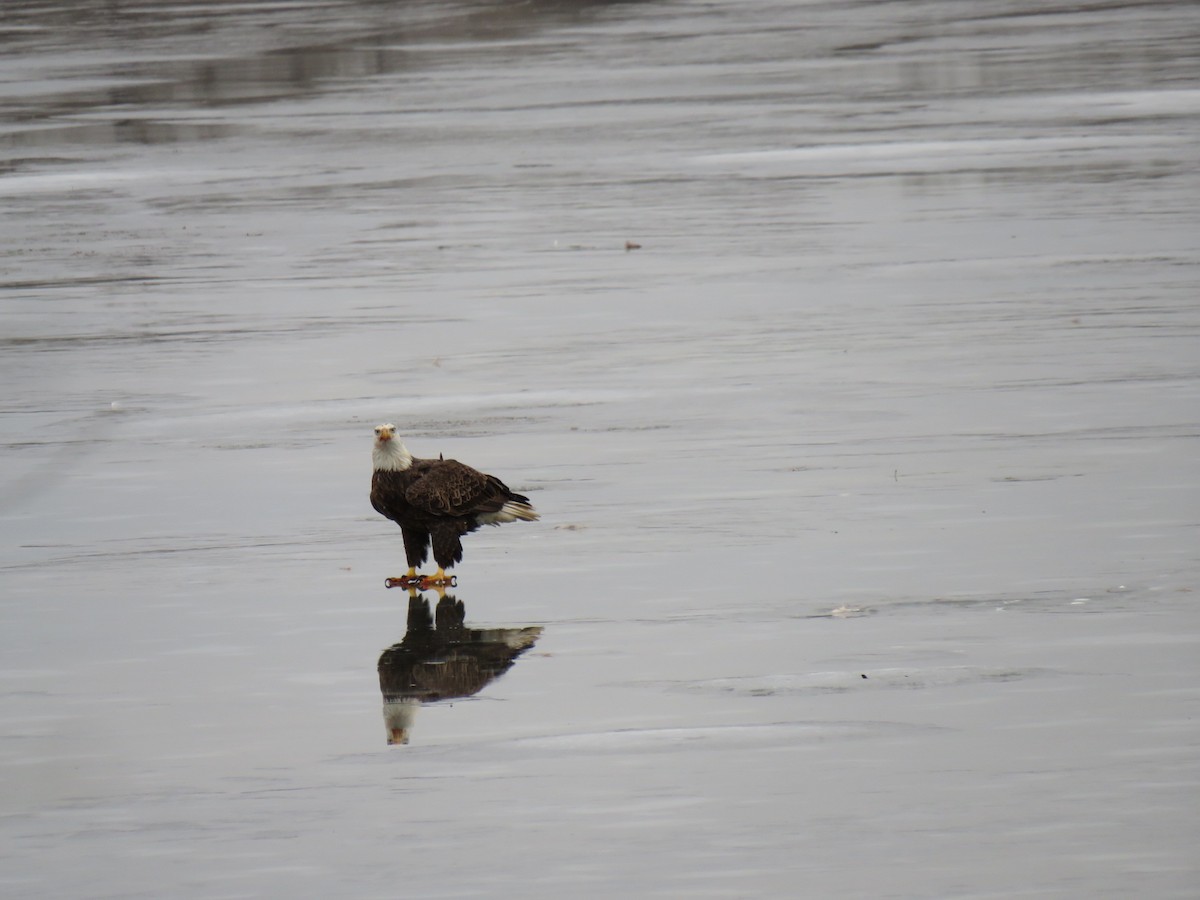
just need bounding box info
[2,1,1198,896]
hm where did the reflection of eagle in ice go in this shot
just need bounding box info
[378,593,543,745]
[370,423,539,584]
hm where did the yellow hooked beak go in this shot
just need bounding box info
[388,727,409,745]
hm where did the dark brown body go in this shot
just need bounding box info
[370,457,535,572]
[378,593,542,703]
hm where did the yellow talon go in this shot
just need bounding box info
[385,568,455,590]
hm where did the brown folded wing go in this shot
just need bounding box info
[404,459,509,518]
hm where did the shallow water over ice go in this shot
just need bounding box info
[2,1,1198,897]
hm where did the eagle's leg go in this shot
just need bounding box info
[381,529,432,588]
[427,528,463,587]
[401,528,431,576]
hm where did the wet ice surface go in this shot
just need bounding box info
[2,0,1199,896]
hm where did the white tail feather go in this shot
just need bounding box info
[477,500,540,526]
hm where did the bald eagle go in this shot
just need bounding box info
[379,592,543,744]
[370,424,539,583]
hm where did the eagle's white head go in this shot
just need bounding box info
[383,697,419,746]
[372,423,413,472]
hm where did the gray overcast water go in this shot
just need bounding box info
[2,1,1199,897]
